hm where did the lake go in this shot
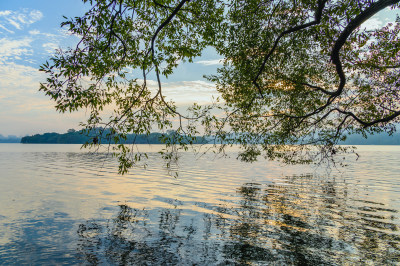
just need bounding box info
[0,144,399,265]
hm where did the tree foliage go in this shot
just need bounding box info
[40,0,400,173]
[20,130,206,145]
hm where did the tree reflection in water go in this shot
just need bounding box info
[76,175,400,265]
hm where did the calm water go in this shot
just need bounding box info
[0,144,399,265]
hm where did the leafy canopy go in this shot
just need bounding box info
[40,0,400,173]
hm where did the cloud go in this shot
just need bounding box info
[362,17,384,30]
[26,10,43,24]
[0,61,87,136]
[0,37,33,62]
[0,62,49,124]
[29,29,40,35]
[8,19,21,30]
[0,62,41,100]
[0,11,12,16]
[0,24,73,64]
[0,24,14,34]
[42,42,59,53]
[29,29,58,39]
[0,9,43,32]
[195,59,224,66]
[136,79,219,105]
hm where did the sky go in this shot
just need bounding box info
[0,1,398,137]
[0,0,222,137]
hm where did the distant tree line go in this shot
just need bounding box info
[10,130,400,145]
[20,129,207,144]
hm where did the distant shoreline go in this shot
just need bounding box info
[18,131,206,145]
[0,131,399,145]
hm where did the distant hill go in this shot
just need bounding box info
[0,135,21,143]
[21,131,91,144]
[11,130,400,145]
[339,132,400,145]
[20,130,207,144]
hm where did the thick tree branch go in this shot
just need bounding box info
[279,0,400,123]
[329,0,400,98]
[252,0,328,98]
[147,0,202,120]
[335,108,400,127]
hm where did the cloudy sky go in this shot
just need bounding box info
[0,0,223,137]
[0,1,397,137]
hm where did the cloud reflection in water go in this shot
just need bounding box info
[76,176,400,265]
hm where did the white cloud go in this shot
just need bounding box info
[0,38,33,62]
[29,29,40,35]
[29,29,58,38]
[42,42,59,53]
[8,19,21,30]
[362,17,384,30]
[0,61,86,136]
[0,9,43,32]
[0,11,12,16]
[163,81,219,104]
[195,59,224,66]
[0,24,14,34]
[27,10,43,24]
[137,79,219,105]
[0,26,69,63]
[0,62,40,92]
[0,62,47,116]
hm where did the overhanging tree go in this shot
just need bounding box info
[40,0,400,173]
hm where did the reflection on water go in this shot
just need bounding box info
[0,144,399,264]
[76,181,400,265]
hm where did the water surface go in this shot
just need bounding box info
[0,144,399,265]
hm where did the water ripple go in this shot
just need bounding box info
[0,144,399,264]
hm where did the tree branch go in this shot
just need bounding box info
[252,0,328,98]
[329,0,400,99]
[335,108,400,127]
